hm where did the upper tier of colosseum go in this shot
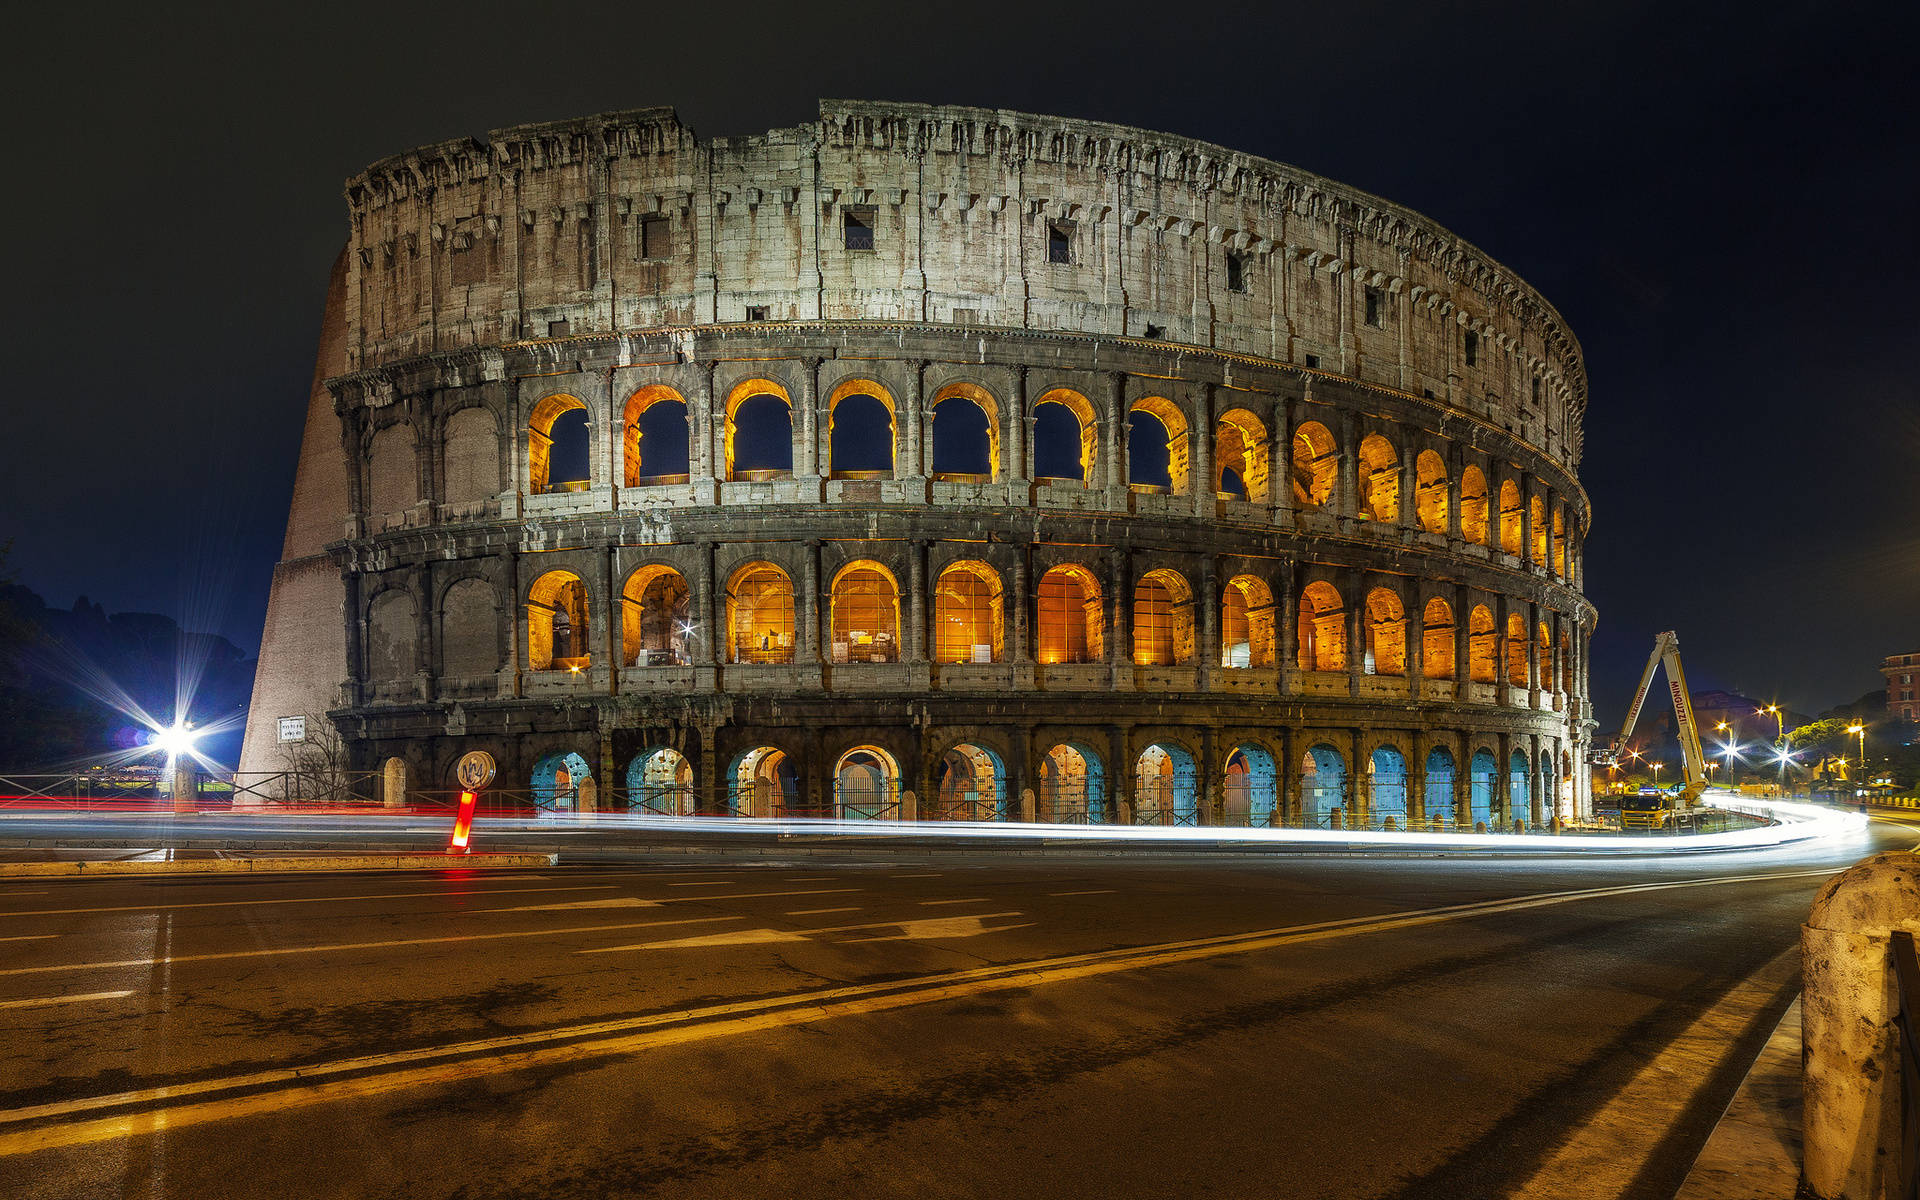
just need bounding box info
[341,99,1587,467]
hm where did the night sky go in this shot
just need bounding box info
[6,1,1914,725]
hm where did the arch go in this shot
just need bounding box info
[366,590,416,683]
[1460,465,1490,545]
[1529,494,1548,565]
[835,745,899,819]
[625,747,693,815]
[829,561,900,663]
[1469,747,1498,827]
[933,561,1003,664]
[726,746,796,817]
[1508,750,1531,826]
[1132,568,1195,666]
[726,562,794,663]
[1134,742,1199,826]
[1221,574,1275,668]
[1040,741,1107,823]
[526,570,590,672]
[1032,388,1098,483]
[1300,743,1348,827]
[932,743,1007,821]
[1291,421,1338,508]
[440,577,500,679]
[531,750,592,814]
[367,423,418,516]
[1214,409,1270,502]
[1363,587,1406,676]
[1414,449,1449,534]
[621,564,690,667]
[723,378,793,480]
[1498,478,1523,555]
[1297,580,1347,672]
[443,407,501,505]
[1506,611,1529,686]
[1357,434,1400,522]
[1225,743,1277,825]
[622,385,690,486]
[1423,746,1457,824]
[1540,748,1559,823]
[1128,396,1190,493]
[1369,745,1409,828]
[1468,605,1497,683]
[528,394,590,495]
[1551,507,1568,578]
[1422,598,1455,679]
[1037,564,1104,664]
[827,379,897,478]
[930,382,1000,480]
[1537,621,1555,692]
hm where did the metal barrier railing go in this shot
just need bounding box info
[1893,929,1920,1200]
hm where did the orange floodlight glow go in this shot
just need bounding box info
[450,790,479,852]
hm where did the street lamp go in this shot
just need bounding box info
[1848,724,1867,790]
[1651,761,1664,788]
[1715,721,1739,788]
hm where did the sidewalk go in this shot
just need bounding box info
[1676,996,1804,1199]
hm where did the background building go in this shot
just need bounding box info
[241,101,1596,828]
[1883,653,1919,723]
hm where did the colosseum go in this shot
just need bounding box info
[239,99,1597,831]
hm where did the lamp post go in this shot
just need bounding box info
[1847,724,1866,804]
[1762,706,1786,792]
[1651,761,1664,790]
[1715,721,1738,788]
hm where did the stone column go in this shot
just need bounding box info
[801,540,822,662]
[1012,547,1032,664]
[902,359,925,480]
[695,541,719,666]
[1346,576,1364,698]
[1334,411,1360,520]
[796,357,822,481]
[1519,475,1536,567]
[1108,548,1131,677]
[1199,725,1218,826]
[1527,599,1543,704]
[1107,724,1130,825]
[1276,559,1299,694]
[691,361,716,486]
[1447,444,1466,544]
[1103,371,1125,495]
[1198,555,1218,690]
[1454,583,1473,702]
[1496,730,1513,826]
[1406,592,1424,696]
[1191,383,1215,518]
[907,539,928,661]
[603,544,618,691]
[1271,398,1295,525]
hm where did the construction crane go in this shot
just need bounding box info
[1593,630,1710,815]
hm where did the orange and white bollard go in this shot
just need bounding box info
[448,790,479,853]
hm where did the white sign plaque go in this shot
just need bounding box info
[277,716,307,743]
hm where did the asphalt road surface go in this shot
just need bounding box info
[0,821,1911,1200]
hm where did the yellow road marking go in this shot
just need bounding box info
[0,990,134,1011]
[0,867,1839,1157]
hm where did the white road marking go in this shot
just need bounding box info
[784,877,834,882]
[0,915,741,978]
[0,990,134,1011]
[786,907,860,916]
[890,873,942,878]
[0,893,48,898]
[600,912,1029,951]
[0,866,1841,1155]
[667,881,735,887]
[0,935,55,944]
[0,884,619,919]
[917,898,990,906]
[497,898,660,912]
[1049,890,1116,897]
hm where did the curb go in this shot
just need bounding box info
[0,853,557,877]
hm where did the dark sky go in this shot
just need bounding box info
[5,0,1914,725]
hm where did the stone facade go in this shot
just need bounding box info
[241,100,1597,827]
[1883,654,1919,723]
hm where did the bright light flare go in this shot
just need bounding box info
[148,723,202,760]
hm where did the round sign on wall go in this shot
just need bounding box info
[455,751,497,791]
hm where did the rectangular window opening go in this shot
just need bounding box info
[1304,353,1321,370]
[745,305,770,322]
[547,319,570,338]
[1048,219,1074,264]
[1364,286,1383,327]
[1225,252,1247,294]
[1464,331,1479,367]
[843,206,876,251]
[640,215,670,260]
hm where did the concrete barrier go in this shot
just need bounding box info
[1802,851,1920,1199]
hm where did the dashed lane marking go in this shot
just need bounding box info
[0,990,134,1011]
[595,913,1030,950]
[786,907,860,916]
[917,898,990,906]
[0,866,1840,1156]
[1048,890,1117,897]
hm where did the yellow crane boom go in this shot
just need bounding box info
[1608,630,1710,803]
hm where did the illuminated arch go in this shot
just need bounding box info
[1357,434,1399,522]
[835,744,899,819]
[1468,604,1497,683]
[1297,580,1347,672]
[1506,611,1529,686]
[1040,741,1107,823]
[725,561,794,664]
[1529,494,1548,565]
[1032,387,1098,484]
[1300,743,1347,826]
[827,378,897,478]
[1221,574,1275,668]
[1538,621,1555,691]
[1037,564,1104,664]
[1369,745,1409,827]
[1291,421,1338,508]
[1363,587,1406,676]
[531,750,592,813]
[1134,742,1199,825]
[933,742,1007,821]
[528,393,589,495]
[622,385,689,487]
[1214,409,1270,501]
[723,378,793,481]
[930,381,1000,481]
[1128,396,1190,493]
[1414,449,1449,533]
[1499,479,1523,556]
[1460,465,1490,545]
[727,746,796,817]
[620,564,690,667]
[527,570,590,672]
[1225,743,1278,825]
[1424,746,1457,824]
[1132,568,1194,666]
[933,561,1004,663]
[625,747,693,815]
[829,561,901,663]
[1469,747,1498,827]
[1551,507,1568,579]
[1422,598,1455,679]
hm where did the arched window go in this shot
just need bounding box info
[1538,621,1555,691]
[1551,507,1568,579]
[1291,421,1337,508]
[527,570,590,671]
[1529,494,1548,565]
[1422,598,1455,679]
[367,424,418,516]
[366,590,417,685]
[1033,388,1097,484]
[1460,465,1490,545]
[726,562,794,663]
[930,383,998,481]
[1300,744,1347,826]
[1499,479,1523,556]
[1363,587,1406,676]
[933,743,1006,821]
[1468,604,1497,683]
[1037,565,1103,664]
[1221,575,1275,668]
[727,746,796,817]
[835,745,899,819]
[828,380,896,478]
[1414,450,1449,534]
[1424,747,1457,824]
[1132,569,1194,666]
[1224,743,1277,825]
[1134,742,1198,825]
[1215,410,1270,502]
[621,565,690,667]
[531,751,592,813]
[829,562,900,663]
[528,394,590,495]
[440,578,500,681]
[623,386,689,487]
[1370,745,1409,827]
[1357,434,1399,522]
[1297,581,1347,672]
[443,408,501,505]
[725,379,792,481]
[625,747,693,815]
[1128,397,1189,494]
[1040,741,1107,823]
[1506,611,1529,686]
[934,561,1003,664]
[1469,748,1498,827]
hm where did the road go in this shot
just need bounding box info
[0,820,1910,1200]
